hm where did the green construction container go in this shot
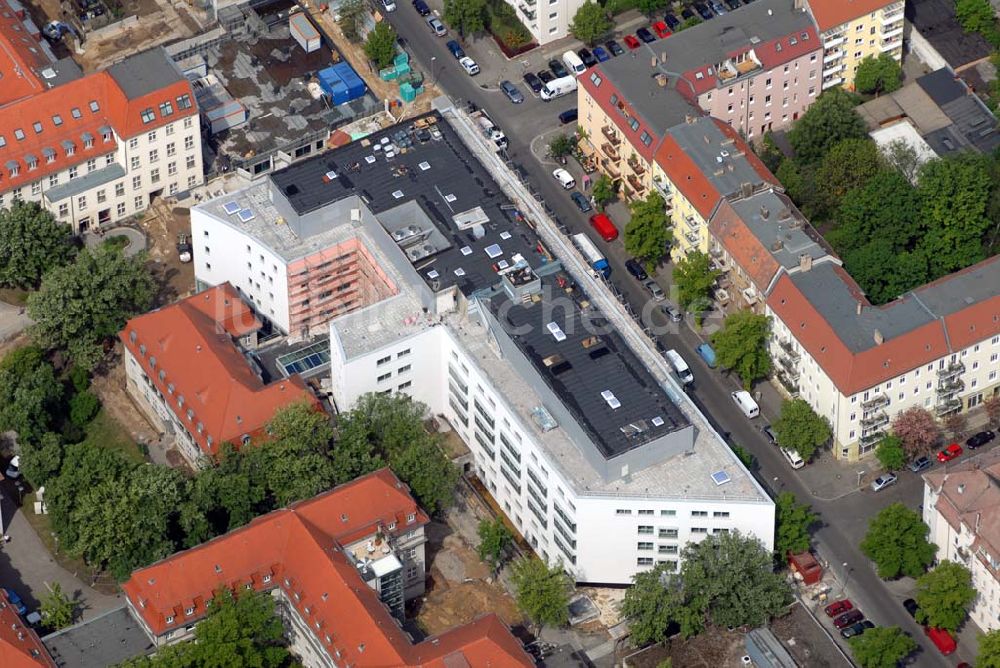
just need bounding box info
[380,67,398,81]
[399,83,417,102]
[395,62,410,76]
[394,52,409,67]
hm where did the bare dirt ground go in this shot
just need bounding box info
[141,198,196,307]
[623,627,748,668]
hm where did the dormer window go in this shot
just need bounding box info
[177,94,192,110]
[165,615,174,624]
[388,521,396,530]
[184,606,194,616]
[26,157,37,171]
[262,574,272,583]
[140,108,156,124]
[241,434,251,446]
[407,513,415,524]
[159,101,174,117]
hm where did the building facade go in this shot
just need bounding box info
[923,451,1000,633]
[803,0,904,90]
[0,48,204,232]
[510,0,582,46]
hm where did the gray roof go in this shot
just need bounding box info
[916,69,1000,154]
[41,57,84,88]
[43,163,126,203]
[906,0,993,70]
[43,606,154,668]
[670,116,773,197]
[108,48,184,100]
[727,190,828,271]
[594,60,698,137]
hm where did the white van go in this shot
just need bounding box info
[665,349,694,386]
[730,390,760,418]
[476,115,507,149]
[540,76,578,101]
[781,447,805,470]
[562,50,586,76]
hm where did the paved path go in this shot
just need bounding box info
[83,226,147,258]
[0,301,32,342]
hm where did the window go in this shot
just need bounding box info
[159,101,174,117]
[184,116,193,129]
[398,364,411,374]
[58,203,69,217]
[134,195,145,210]
[615,509,632,515]
[638,525,653,534]
[691,510,708,517]
[77,195,87,211]
[184,607,195,616]
[637,557,654,566]
[116,183,125,197]
[713,511,730,518]
[177,94,193,110]
[658,545,678,554]
[660,509,675,516]
[97,189,107,204]
[117,202,126,217]
[377,372,391,382]
[186,155,196,169]
[168,161,177,176]
[150,168,160,184]
[140,108,156,124]
[129,137,139,150]
[149,149,159,163]
[167,142,176,157]
[691,527,708,534]
[131,156,141,170]
[638,509,654,516]
[377,355,391,366]
[397,349,411,358]
[132,175,142,190]
[185,136,195,150]
[637,542,654,550]
[148,130,157,143]
[166,616,175,624]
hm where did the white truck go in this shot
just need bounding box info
[540,75,578,101]
[476,114,508,149]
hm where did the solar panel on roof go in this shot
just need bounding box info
[500,231,512,240]
[222,201,240,215]
[392,190,404,199]
[427,270,440,279]
[711,470,731,486]
[237,209,256,222]
[485,244,502,258]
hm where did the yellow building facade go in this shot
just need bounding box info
[805,0,904,91]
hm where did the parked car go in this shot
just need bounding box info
[782,447,805,470]
[412,0,430,15]
[871,472,898,492]
[710,0,727,14]
[762,424,777,445]
[500,80,524,103]
[661,303,682,322]
[652,20,671,38]
[523,71,543,93]
[636,27,656,43]
[625,258,648,281]
[680,6,695,20]
[570,191,592,212]
[696,343,716,368]
[841,621,874,639]
[724,0,741,8]
[446,39,465,58]
[925,626,956,655]
[382,0,397,12]
[605,39,624,56]
[426,16,447,35]
[903,598,919,618]
[459,57,480,75]
[2,589,27,616]
[833,610,864,629]
[966,429,996,449]
[552,168,575,189]
[694,2,714,19]
[578,48,597,67]
[548,59,569,78]
[824,599,853,617]
[623,34,641,49]
[593,46,610,62]
[908,456,932,473]
[937,443,963,462]
[644,279,666,301]
[537,70,554,84]
[663,12,680,29]
[4,455,19,480]
[558,108,578,124]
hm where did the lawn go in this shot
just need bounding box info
[80,408,146,464]
[0,287,30,306]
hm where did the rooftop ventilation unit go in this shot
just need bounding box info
[547,322,567,342]
[601,390,621,409]
[407,244,436,262]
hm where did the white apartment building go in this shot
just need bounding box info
[193,110,775,585]
[0,48,204,232]
[923,450,1000,633]
[512,0,580,46]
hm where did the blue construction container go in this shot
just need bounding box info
[318,63,367,105]
[331,61,367,101]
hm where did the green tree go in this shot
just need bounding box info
[672,251,720,312]
[69,390,100,428]
[591,174,617,210]
[815,138,884,212]
[0,346,63,444]
[337,0,367,42]
[510,557,572,629]
[548,134,575,159]
[444,0,487,37]
[956,0,998,38]
[774,491,818,557]
[860,503,937,579]
[915,561,976,631]
[635,0,667,13]
[979,629,1000,668]
[916,154,992,277]
[772,398,831,462]
[477,517,513,571]
[39,582,76,631]
[254,402,337,507]
[569,1,611,45]
[680,530,792,630]
[621,563,701,645]
[757,132,786,173]
[841,240,928,305]
[0,201,76,289]
[28,246,155,371]
[678,15,702,30]
[848,626,917,668]
[875,434,906,471]
[389,438,459,515]
[881,138,923,183]
[711,310,772,389]
[625,193,671,271]
[788,88,865,165]
[830,169,920,256]
[364,21,397,69]
[19,432,64,489]
[853,54,903,95]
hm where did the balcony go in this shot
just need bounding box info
[601,125,621,146]
[880,38,902,53]
[860,430,885,447]
[521,7,535,19]
[937,361,965,380]
[823,62,846,78]
[775,370,799,397]
[882,25,903,40]
[882,10,903,26]
[627,174,646,195]
[554,504,576,532]
[822,76,843,90]
[683,231,699,246]
[778,357,800,378]
[937,377,964,397]
[601,158,620,178]
[861,394,889,411]
[600,142,620,161]
[627,156,645,176]
[823,50,843,64]
[860,411,889,430]
[778,339,800,361]
[936,398,963,417]
[823,34,845,48]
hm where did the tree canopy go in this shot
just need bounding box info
[548,134,576,159]
[875,435,906,471]
[364,21,397,69]
[711,311,772,389]
[979,629,1000,668]
[28,245,155,371]
[592,175,617,210]
[40,583,76,632]
[848,626,917,668]
[444,0,487,37]
[890,407,941,458]
[915,561,976,631]
[787,88,865,165]
[0,346,63,444]
[860,503,936,579]
[569,1,611,45]
[772,399,831,462]
[510,557,572,628]
[815,138,884,213]
[625,192,671,271]
[774,491,818,557]
[337,0,367,41]
[0,201,76,289]
[955,0,999,39]
[853,54,903,95]
[672,251,719,313]
[621,563,701,645]
[477,517,513,572]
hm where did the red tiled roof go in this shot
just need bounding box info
[0,8,47,107]
[0,590,55,667]
[653,133,720,218]
[118,284,316,457]
[806,0,892,32]
[123,469,531,667]
[710,199,781,290]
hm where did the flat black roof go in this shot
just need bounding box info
[43,606,153,668]
[489,274,689,459]
[270,112,544,296]
[906,0,992,69]
[917,69,1000,154]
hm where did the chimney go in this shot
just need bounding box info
[874,329,884,345]
[740,182,752,198]
[760,205,770,219]
[798,253,812,272]
[771,240,784,251]
[958,484,965,495]
[856,302,863,316]
[656,73,668,87]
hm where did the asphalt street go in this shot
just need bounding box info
[381,9,976,665]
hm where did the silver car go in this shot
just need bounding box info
[426,16,446,36]
[644,279,665,302]
[870,472,898,492]
[660,302,682,322]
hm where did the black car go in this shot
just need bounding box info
[548,59,569,78]
[537,70,554,84]
[625,259,648,281]
[570,191,592,212]
[841,620,874,639]
[966,430,996,449]
[694,2,714,19]
[413,0,430,15]
[903,598,919,618]
[578,48,598,68]
[523,71,543,94]
[680,6,695,20]
[636,27,656,43]
[762,424,777,445]
[558,108,578,124]
[724,0,741,8]
[605,39,624,56]
[663,12,680,29]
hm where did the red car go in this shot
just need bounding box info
[937,443,963,462]
[824,599,853,617]
[623,34,641,49]
[652,20,672,38]
[925,627,956,655]
[833,610,864,629]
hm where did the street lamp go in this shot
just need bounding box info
[430,56,437,85]
[838,561,850,598]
